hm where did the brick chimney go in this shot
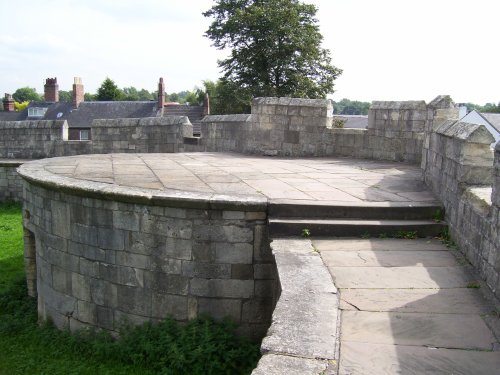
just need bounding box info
[3,93,15,112]
[72,77,84,109]
[44,77,59,102]
[203,92,210,116]
[158,77,165,109]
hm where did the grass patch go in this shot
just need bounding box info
[0,202,260,374]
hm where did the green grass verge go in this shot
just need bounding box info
[0,202,260,374]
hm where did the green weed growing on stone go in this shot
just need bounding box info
[360,232,370,239]
[432,208,444,222]
[378,233,388,239]
[394,230,417,239]
[302,228,311,238]
[466,281,481,289]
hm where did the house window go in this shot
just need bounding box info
[79,130,90,141]
[27,107,47,118]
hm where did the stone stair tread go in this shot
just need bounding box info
[341,310,495,350]
[339,341,500,375]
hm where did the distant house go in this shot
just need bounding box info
[459,109,500,146]
[1,77,209,140]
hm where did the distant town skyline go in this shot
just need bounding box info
[0,0,498,105]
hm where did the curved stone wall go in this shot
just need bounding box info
[19,158,274,340]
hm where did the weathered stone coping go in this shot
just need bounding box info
[0,159,29,167]
[17,158,267,212]
[253,238,339,374]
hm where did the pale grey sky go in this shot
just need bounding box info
[0,0,498,104]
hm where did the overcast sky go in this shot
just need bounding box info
[0,0,498,104]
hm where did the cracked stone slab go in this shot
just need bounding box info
[342,311,496,350]
[340,288,495,314]
[330,266,473,289]
[339,341,500,375]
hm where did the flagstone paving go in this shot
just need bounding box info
[314,238,500,375]
[38,152,438,204]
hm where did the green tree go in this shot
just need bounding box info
[203,79,252,114]
[84,93,96,102]
[12,87,41,102]
[204,0,341,102]
[58,90,72,102]
[333,99,371,115]
[96,78,124,101]
[482,102,500,113]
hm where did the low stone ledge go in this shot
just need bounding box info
[253,238,339,374]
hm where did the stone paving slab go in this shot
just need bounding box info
[21,153,439,204]
[339,342,500,375]
[340,288,494,314]
[342,311,496,350]
[313,238,446,252]
[321,250,457,267]
[330,266,473,289]
[320,238,499,374]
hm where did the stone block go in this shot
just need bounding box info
[72,273,91,301]
[242,298,273,324]
[116,251,149,269]
[215,243,253,264]
[151,292,187,320]
[117,285,151,316]
[254,264,275,279]
[90,278,117,307]
[193,225,253,243]
[98,228,125,250]
[144,271,189,295]
[255,279,274,297]
[231,264,254,280]
[182,261,231,279]
[51,200,70,238]
[190,279,254,299]
[71,223,98,246]
[113,210,140,231]
[197,297,242,322]
[96,305,114,330]
[52,266,71,294]
[76,300,96,324]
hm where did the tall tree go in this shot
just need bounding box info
[96,78,124,101]
[204,0,341,102]
[12,87,42,102]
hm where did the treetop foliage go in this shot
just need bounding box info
[12,87,42,103]
[204,0,342,100]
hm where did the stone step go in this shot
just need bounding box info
[269,200,443,220]
[268,218,446,237]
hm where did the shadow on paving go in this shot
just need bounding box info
[315,238,500,375]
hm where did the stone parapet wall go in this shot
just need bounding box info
[0,120,68,159]
[0,161,25,202]
[422,120,500,300]
[92,117,193,154]
[19,161,274,339]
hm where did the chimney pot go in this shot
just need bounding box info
[72,77,84,109]
[44,77,59,102]
[3,93,15,112]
